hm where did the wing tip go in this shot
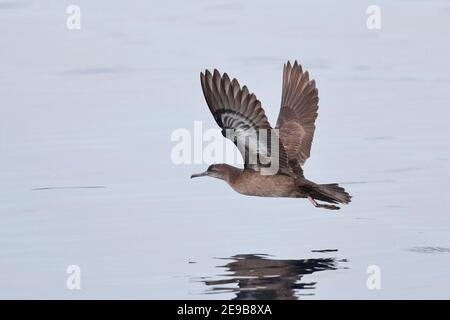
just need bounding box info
[285,59,302,68]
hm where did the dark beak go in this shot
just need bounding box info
[191,171,208,179]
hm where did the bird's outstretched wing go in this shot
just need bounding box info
[200,69,290,175]
[276,61,319,171]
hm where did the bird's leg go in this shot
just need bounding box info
[308,196,340,210]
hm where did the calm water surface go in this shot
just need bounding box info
[0,0,449,299]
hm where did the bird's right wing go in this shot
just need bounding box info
[276,61,319,170]
[200,69,290,175]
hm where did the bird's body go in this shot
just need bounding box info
[191,61,351,210]
[219,165,298,198]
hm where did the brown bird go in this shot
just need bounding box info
[203,254,338,299]
[191,61,351,210]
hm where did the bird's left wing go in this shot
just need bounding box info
[200,69,290,175]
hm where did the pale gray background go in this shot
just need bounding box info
[0,0,449,299]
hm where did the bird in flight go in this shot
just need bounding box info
[191,61,351,210]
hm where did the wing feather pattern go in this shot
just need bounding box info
[276,61,319,171]
[200,69,290,175]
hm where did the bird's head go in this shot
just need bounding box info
[191,164,234,181]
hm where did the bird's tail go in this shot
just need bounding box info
[310,183,352,205]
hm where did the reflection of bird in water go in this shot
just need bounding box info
[191,61,351,210]
[203,254,341,300]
